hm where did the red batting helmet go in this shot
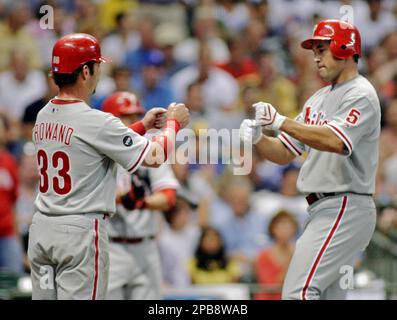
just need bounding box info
[52,33,110,74]
[101,92,145,117]
[301,19,361,59]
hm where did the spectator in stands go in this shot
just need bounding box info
[184,81,206,128]
[246,148,276,192]
[158,193,201,288]
[240,85,260,120]
[124,15,158,73]
[211,176,268,278]
[7,69,57,160]
[254,210,299,300]
[154,22,188,79]
[355,0,397,50]
[188,226,241,284]
[136,0,186,35]
[0,0,42,72]
[74,0,101,34]
[363,46,388,94]
[0,48,47,121]
[29,2,75,69]
[380,99,397,162]
[243,19,267,59]
[215,0,250,37]
[174,5,230,65]
[111,66,134,93]
[171,148,216,227]
[378,99,397,198]
[217,36,258,86]
[377,206,397,235]
[132,49,174,110]
[172,41,240,130]
[15,142,38,271]
[0,114,24,274]
[252,49,299,118]
[251,162,307,229]
[371,32,397,100]
[97,0,138,33]
[101,11,140,68]
[380,31,397,63]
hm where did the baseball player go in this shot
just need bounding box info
[240,20,380,300]
[28,34,189,300]
[101,92,179,300]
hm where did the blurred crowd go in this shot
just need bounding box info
[1,0,397,299]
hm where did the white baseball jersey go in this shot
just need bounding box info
[108,164,179,238]
[32,99,151,215]
[278,75,381,194]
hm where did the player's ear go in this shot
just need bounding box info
[80,65,87,81]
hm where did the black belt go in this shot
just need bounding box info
[110,235,155,244]
[305,192,372,206]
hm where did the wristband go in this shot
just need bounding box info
[152,134,171,161]
[159,188,177,209]
[274,115,287,131]
[151,119,180,161]
[165,119,181,134]
[129,121,146,136]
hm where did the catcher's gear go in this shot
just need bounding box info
[239,119,262,144]
[120,174,146,210]
[52,33,110,74]
[301,19,361,59]
[102,92,145,117]
[252,102,286,131]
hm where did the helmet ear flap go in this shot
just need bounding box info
[329,38,350,60]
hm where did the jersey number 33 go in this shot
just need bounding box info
[37,149,72,195]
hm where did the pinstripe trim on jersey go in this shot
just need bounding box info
[127,140,150,173]
[325,122,353,156]
[301,196,348,300]
[50,99,83,104]
[91,219,99,300]
[277,132,303,156]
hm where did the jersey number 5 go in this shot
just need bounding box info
[37,149,72,195]
[345,108,361,125]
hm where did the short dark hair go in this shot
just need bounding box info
[187,80,202,93]
[115,12,125,27]
[268,210,299,240]
[53,61,96,89]
[111,65,131,78]
[353,54,359,64]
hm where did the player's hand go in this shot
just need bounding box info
[141,107,167,130]
[252,102,286,131]
[239,119,262,144]
[166,102,190,129]
[120,174,146,210]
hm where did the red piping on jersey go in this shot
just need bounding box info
[326,124,353,153]
[51,99,83,105]
[301,196,348,300]
[128,140,150,173]
[280,133,302,156]
[91,219,99,300]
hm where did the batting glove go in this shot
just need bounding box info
[253,102,286,131]
[239,119,262,144]
[120,174,146,210]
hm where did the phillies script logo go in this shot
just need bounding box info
[304,107,328,126]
